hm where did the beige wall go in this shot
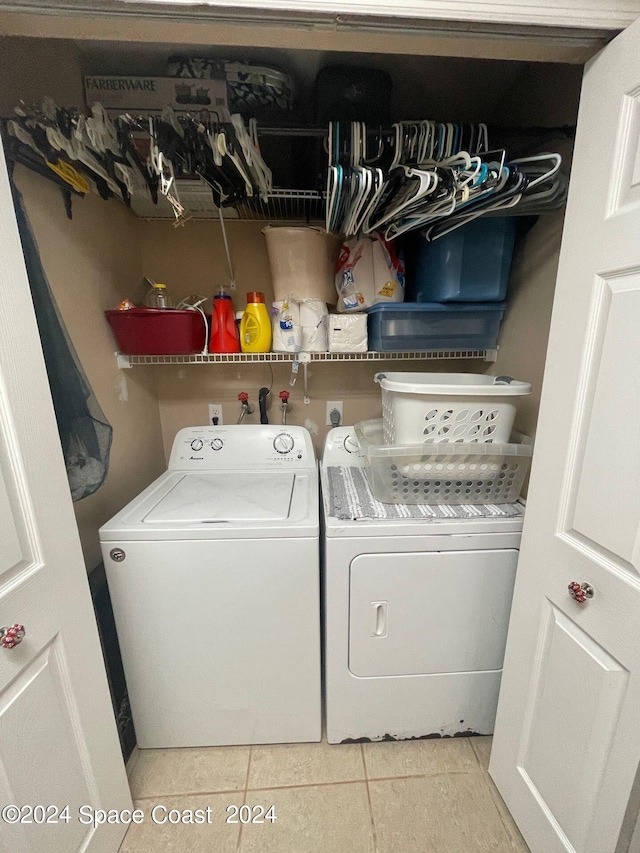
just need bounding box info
[2,35,166,571]
[136,220,274,306]
[137,211,566,458]
[136,220,488,457]
[152,357,488,459]
[14,167,166,571]
[0,37,86,115]
[491,210,566,440]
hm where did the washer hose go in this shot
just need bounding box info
[258,387,270,424]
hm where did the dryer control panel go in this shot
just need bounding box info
[321,427,365,469]
[168,425,315,470]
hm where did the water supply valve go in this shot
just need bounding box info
[237,391,255,424]
[279,390,291,424]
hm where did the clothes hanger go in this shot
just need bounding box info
[4,120,91,195]
[424,164,524,239]
[368,165,440,232]
[363,127,384,165]
[230,113,272,201]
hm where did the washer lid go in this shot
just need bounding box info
[100,468,318,540]
[143,472,295,523]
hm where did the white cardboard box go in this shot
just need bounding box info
[84,76,229,117]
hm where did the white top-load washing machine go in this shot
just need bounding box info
[100,425,320,748]
[321,427,525,744]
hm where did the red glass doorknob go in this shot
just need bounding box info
[568,582,594,604]
[0,624,25,649]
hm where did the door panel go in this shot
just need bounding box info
[0,461,23,572]
[520,604,629,851]
[0,136,130,852]
[570,272,640,567]
[491,15,640,853]
[0,643,95,852]
[608,88,640,215]
[0,412,35,583]
[349,550,517,677]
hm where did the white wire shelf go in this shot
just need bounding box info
[130,182,325,222]
[116,349,497,368]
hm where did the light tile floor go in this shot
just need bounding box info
[121,736,530,852]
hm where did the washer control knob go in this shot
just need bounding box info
[190,438,204,451]
[210,438,224,451]
[274,433,295,454]
[344,434,360,454]
[110,548,126,562]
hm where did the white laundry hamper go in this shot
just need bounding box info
[374,372,532,445]
[355,419,532,506]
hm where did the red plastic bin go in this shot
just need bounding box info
[105,308,208,355]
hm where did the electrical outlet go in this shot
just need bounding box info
[208,403,223,426]
[326,401,343,427]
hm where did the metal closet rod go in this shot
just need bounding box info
[255,124,576,138]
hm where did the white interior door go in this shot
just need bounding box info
[491,16,640,853]
[0,143,130,850]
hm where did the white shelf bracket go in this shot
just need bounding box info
[116,352,132,369]
[485,348,498,363]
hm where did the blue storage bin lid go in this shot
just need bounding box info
[365,301,506,314]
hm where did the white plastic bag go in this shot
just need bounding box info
[335,234,405,312]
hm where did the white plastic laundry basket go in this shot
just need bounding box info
[374,372,532,445]
[355,418,532,505]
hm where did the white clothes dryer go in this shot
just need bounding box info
[322,427,525,744]
[100,425,320,748]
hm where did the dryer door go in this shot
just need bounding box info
[349,550,517,677]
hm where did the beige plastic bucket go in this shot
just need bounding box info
[263,226,339,304]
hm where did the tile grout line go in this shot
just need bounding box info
[243,772,481,792]
[479,769,527,852]
[360,743,368,780]
[131,767,487,802]
[470,736,525,847]
[235,747,253,853]
[365,779,379,853]
[361,747,379,853]
[247,777,368,792]
[126,747,141,782]
[133,786,249,801]
[362,769,485,785]
[469,737,487,770]
[244,746,253,794]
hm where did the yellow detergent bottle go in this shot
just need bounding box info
[240,291,272,353]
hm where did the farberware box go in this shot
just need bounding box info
[84,75,229,116]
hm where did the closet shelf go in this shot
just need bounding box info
[115,349,497,368]
[131,184,325,222]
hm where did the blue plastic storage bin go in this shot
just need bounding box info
[366,302,505,351]
[405,217,516,302]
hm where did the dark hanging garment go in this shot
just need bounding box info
[11,183,112,501]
